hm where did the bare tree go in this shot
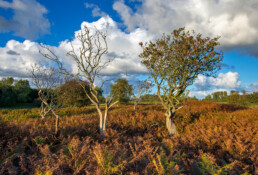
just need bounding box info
[39,25,118,137]
[139,28,223,136]
[133,80,153,110]
[31,64,62,136]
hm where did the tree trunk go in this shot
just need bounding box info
[55,115,59,136]
[99,108,109,138]
[50,109,60,136]
[97,106,105,138]
[134,102,137,110]
[134,99,140,111]
[103,110,108,134]
[99,115,104,136]
[40,103,46,119]
[165,110,177,136]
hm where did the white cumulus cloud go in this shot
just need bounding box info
[0,39,47,78]
[0,16,152,80]
[0,0,50,39]
[209,72,242,89]
[194,72,242,90]
[113,0,258,57]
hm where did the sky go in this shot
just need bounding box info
[0,0,257,98]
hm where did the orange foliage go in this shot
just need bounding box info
[0,101,257,174]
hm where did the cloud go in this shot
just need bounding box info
[194,72,241,90]
[59,16,153,75]
[190,81,258,99]
[6,50,20,55]
[220,63,235,70]
[0,40,48,78]
[85,3,107,17]
[113,0,258,57]
[209,72,242,89]
[189,88,229,99]
[0,0,50,39]
[0,16,152,83]
[240,82,258,93]
[0,15,254,97]
[194,74,209,90]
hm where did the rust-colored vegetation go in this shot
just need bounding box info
[0,100,257,174]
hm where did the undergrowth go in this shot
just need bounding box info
[0,100,257,174]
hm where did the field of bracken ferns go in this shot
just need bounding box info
[0,100,257,174]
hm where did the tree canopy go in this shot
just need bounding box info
[139,27,223,135]
[57,79,91,107]
[0,77,38,107]
[111,78,133,104]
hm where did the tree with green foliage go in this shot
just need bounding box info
[211,91,228,102]
[14,79,34,103]
[139,27,223,135]
[110,78,133,104]
[0,77,14,86]
[0,77,16,107]
[57,79,91,107]
[140,94,160,104]
[0,77,38,107]
[204,94,212,101]
[0,84,16,107]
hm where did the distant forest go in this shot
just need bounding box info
[0,77,257,108]
[203,90,258,107]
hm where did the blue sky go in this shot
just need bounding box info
[0,0,257,98]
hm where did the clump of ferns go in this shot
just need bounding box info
[62,137,90,173]
[151,148,184,175]
[196,154,235,175]
[94,144,125,175]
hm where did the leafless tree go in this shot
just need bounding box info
[31,64,62,136]
[39,25,118,137]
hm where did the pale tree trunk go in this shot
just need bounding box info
[134,101,137,110]
[99,108,108,138]
[97,101,117,138]
[99,115,103,135]
[103,110,108,135]
[40,104,45,119]
[40,103,50,119]
[39,91,60,136]
[165,110,177,136]
[134,99,140,111]
[96,106,105,138]
[49,108,60,136]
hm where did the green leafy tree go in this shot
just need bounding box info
[110,78,133,104]
[139,27,223,135]
[0,84,16,107]
[211,91,228,102]
[57,79,91,107]
[14,79,33,103]
[204,94,212,101]
[141,94,160,104]
[227,90,240,105]
[0,77,14,86]
[0,77,16,107]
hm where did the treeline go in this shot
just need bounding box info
[0,77,101,108]
[1,76,162,108]
[204,90,258,107]
[0,77,38,107]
